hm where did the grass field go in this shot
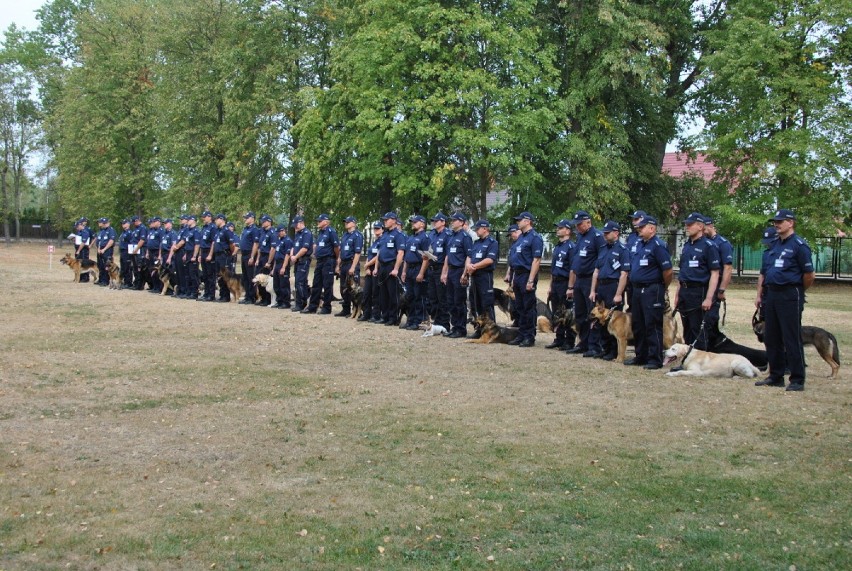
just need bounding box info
[1,243,849,570]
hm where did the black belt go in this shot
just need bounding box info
[598,278,619,285]
[448,264,464,270]
[679,281,707,288]
[632,282,658,288]
[552,276,569,282]
[766,284,801,291]
[512,268,530,274]
[576,273,593,278]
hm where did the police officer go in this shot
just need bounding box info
[94,218,116,286]
[566,210,607,357]
[130,216,147,289]
[168,215,188,296]
[424,213,450,329]
[400,215,431,329]
[625,215,673,369]
[213,214,237,302]
[305,214,339,314]
[184,215,202,299]
[624,210,646,309]
[376,212,406,325]
[158,218,177,295]
[502,223,522,326]
[702,214,734,340]
[199,211,217,301]
[508,212,543,347]
[118,219,133,288]
[754,209,814,391]
[273,225,293,309]
[144,217,163,293]
[335,216,363,317]
[290,216,313,312]
[441,212,473,338]
[673,213,720,352]
[238,212,261,304]
[466,219,499,337]
[254,215,277,305]
[75,217,93,283]
[361,222,384,322]
[546,219,575,350]
[589,221,629,360]
[754,226,778,321]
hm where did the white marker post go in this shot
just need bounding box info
[48,244,55,269]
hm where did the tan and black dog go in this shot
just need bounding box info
[346,274,365,319]
[218,268,242,302]
[107,259,122,289]
[61,253,99,283]
[466,314,521,344]
[153,259,175,296]
[590,300,680,363]
[753,310,841,378]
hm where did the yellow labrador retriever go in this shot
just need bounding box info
[663,343,762,378]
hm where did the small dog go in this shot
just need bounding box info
[753,310,840,378]
[252,273,277,307]
[218,268,242,302]
[346,274,365,319]
[590,300,680,363]
[61,253,99,283]
[663,343,762,378]
[466,314,521,344]
[107,259,121,289]
[418,319,448,337]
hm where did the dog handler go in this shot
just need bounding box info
[508,211,543,348]
[589,220,629,360]
[754,209,814,392]
[335,216,363,317]
[545,218,575,350]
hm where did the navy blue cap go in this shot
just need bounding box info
[243,211,255,219]
[372,221,383,229]
[761,226,778,245]
[571,210,591,223]
[178,214,187,220]
[683,212,705,224]
[344,216,357,223]
[630,210,647,219]
[381,212,398,221]
[769,209,796,222]
[79,217,89,223]
[635,214,658,227]
[226,221,235,227]
[188,215,197,221]
[215,213,226,221]
[473,219,490,229]
[163,218,173,224]
[430,212,447,222]
[316,213,329,222]
[151,216,161,223]
[276,225,287,232]
[121,218,129,224]
[291,215,304,227]
[130,215,140,222]
[554,219,573,228]
[513,211,535,222]
[260,215,272,223]
[450,211,467,222]
[97,217,108,223]
[700,214,715,224]
[409,214,426,224]
[507,224,519,232]
[602,220,620,233]
[201,210,213,218]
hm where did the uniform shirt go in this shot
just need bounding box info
[428,228,449,265]
[258,227,275,254]
[118,229,132,251]
[239,224,261,252]
[292,228,313,260]
[626,231,641,260]
[469,235,498,272]
[551,239,575,278]
[79,227,93,248]
[709,233,734,267]
[214,226,236,253]
[367,233,381,261]
[200,223,216,249]
[445,229,473,268]
[96,226,117,249]
[314,226,340,258]
[678,237,720,283]
[761,232,813,286]
[512,229,544,271]
[186,226,201,255]
[378,228,406,263]
[597,241,629,281]
[404,230,431,264]
[146,226,163,252]
[159,229,177,256]
[571,226,607,277]
[627,236,672,284]
[132,224,148,254]
[339,230,363,261]
[173,225,187,252]
[274,235,294,262]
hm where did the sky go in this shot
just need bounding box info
[1,0,45,35]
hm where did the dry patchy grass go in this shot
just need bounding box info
[0,243,849,570]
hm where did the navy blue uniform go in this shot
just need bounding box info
[214,226,237,300]
[95,226,116,285]
[291,228,313,310]
[761,233,814,387]
[426,228,450,328]
[338,230,363,315]
[171,224,187,295]
[550,239,576,348]
[76,227,93,282]
[469,235,499,322]
[308,226,339,311]
[273,234,293,307]
[118,228,133,287]
[402,230,431,327]
[239,224,261,301]
[510,229,544,342]
[676,237,721,349]
[444,229,473,335]
[362,234,382,321]
[377,228,406,323]
[627,237,672,367]
[199,223,217,300]
[594,240,629,357]
[571,226,607,353]
[184,226,201,297]
[131,224,148,289]
[254,227,276,304]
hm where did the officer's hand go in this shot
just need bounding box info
[702,298,712,311]
[390,269,398,277]
[416,274,425,283]
[279,267,286,276]
[589,291,596,303]
[348,267,355,276]
[717,290,726,301]
[503,274,510,284]
[754,296,762,309]
[566,288,574,298]
[206,256,212,262]
[613,293,622,304]
[441,273,448,285]
[525,281,534,292]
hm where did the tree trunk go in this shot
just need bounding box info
[1,162,9,243]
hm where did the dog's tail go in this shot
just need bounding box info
[827,331,841,365]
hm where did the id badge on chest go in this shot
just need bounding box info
[688,260,699,268]
[774,258,785,268]
[579,248,588,258]
[475,252,483,259]
[555,260,563,268]
[450,247,457,253]
[639,258,649,267]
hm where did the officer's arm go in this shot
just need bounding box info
[250,239,259,262]
[267,247,276,266]
[803,272,815,290]
[393,248,404,273]
[567,270,576,297]
[662,267,673,287]
[105,238,114,250]
[705,269,720,308]
[530,258,541,283]
[192,243,200,259]
[334,245,340,258]
[755,274,765,308]
[719,263,733,292]
[351,251,361,272]
[589,268,599,301]
[418,255,429,279]
[614,271,628,303]
[293,247,308,261]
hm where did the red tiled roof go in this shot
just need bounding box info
[662,152,717,181]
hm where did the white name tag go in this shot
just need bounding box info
[450,247,457,253]
[436,247,443,253]
[774,258,785,268]
[516,246,522,253]
[409,245,416,251]
[555,260,563,268]
[344,245,350,251]
[612,261,621,270]
[371,248,378,254]
[688,260,699,268]
[387,242,395,248]
[475,252,483,259]
[639,258,649,267]
[318,241,325,247]
[579,248,588,257]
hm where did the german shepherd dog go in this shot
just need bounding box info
[466,314,522,344]
[499,287,554,331]
[61,253,99,283]
[218,267,243,302]
[590,300,680,363]
[346,274,365,319]
[154,259,176,296]
[753,309,841,378]
[107,259,122,289]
